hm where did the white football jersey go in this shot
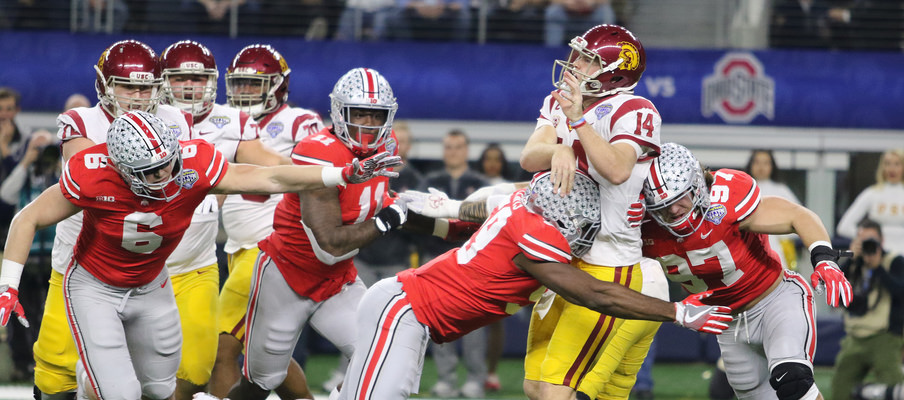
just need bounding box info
[221,104,324,253]
[166,104,258,274]
[536,92,661,266]
[51,104,192,274]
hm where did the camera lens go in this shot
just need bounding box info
[862,238,880,254]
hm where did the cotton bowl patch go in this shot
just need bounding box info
[705,204,726,225]
[177,169,199,189]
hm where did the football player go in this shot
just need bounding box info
[517,24,663,400]
[219,67,405,400]
[0,110,399,400]
[640,143,852,400]
[336,171,732,400]
[209,43,325,399]
[30,39,194,400]
[159,40,309,400]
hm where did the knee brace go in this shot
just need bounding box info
[769,362,815,400]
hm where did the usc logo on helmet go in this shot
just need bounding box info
[617,42,641,71]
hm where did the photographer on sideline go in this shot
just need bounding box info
[832,218,904,400]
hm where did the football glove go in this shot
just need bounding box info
[674,291,732,334]
[0,285,28,328]
[374,199,408,235]
[342,151,402,184]
[809,244,853,308]
[399,187,462,219]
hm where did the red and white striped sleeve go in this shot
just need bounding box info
[516,224,572,264]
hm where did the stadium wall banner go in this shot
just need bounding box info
[2,31,902,129]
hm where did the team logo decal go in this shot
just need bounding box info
[618,42,641,71]
[266,122,284,138]
[209,116,230,129]
[176,169,199,189]
[705,204,727,224]
[595,104,613,120]
[168,125,183,138]
[702,52,775,124]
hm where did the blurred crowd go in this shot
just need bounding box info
[1,0,902,50]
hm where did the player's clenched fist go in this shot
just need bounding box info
[673,292,732,334]
[342,151,403,184]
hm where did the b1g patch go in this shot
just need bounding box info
[705,204,727,224]
[177,169,199,189]
[209,116,231,129]
[266,122,284,138]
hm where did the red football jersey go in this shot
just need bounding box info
[60,139,227,287]
[641,169,781,310]
[259,127,396,302]
[398,189,572,343]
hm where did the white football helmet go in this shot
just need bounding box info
[523,170,602,258]
[329,68,398,158]
[642,142,710,237]
[107,110,183,201]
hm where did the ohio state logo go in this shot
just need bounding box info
[702,53,774,124]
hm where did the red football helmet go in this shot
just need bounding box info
[160,40,218,118]
[225,44,290,119]
[95,40,162,117]
[552,24,646,98]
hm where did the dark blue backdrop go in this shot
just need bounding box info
[2,31,903,129]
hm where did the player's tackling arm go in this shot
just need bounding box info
[3,185,80,265]
[210,163,341,194]
[739,196,832,248]
[515,254,675,321]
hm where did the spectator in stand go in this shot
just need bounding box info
[0,87,24,264]
[544,0,616,47]
[827,0,904,50]
[387,0,472,41]
[486,0,546,43]
[833,219,904,400]
[746,149,803,268]
[769,0,832,48]
[63,94,91,110]
[837,149,904,255]
[335,0,395,40]
[0,129,57,384]
[421,129,489,398]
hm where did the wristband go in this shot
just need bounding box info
[321,166,346,188]
[568,117,587,129]
[808,241,835,265]
[432,218,450,238]
[0,259,24,290]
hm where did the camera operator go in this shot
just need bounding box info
[0,128,59,382]
[832,218,904,400]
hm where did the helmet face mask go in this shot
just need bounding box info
[329,68,398,158]
[160,40,218,118]
[552,24,645,98]
[107,110,183,202]
[96,40,162,117]
[643,143,710,237]
[523,171,602,258]
[225,44,290,119]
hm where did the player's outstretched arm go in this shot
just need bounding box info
[1,184,80,327]
[212,151,403,195]
[516,254,732,334]
[234,138,292,166]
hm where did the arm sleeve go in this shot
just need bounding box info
[0,163,27,205]
[837,188,873,239]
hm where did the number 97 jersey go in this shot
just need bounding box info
[641,169,783,311]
